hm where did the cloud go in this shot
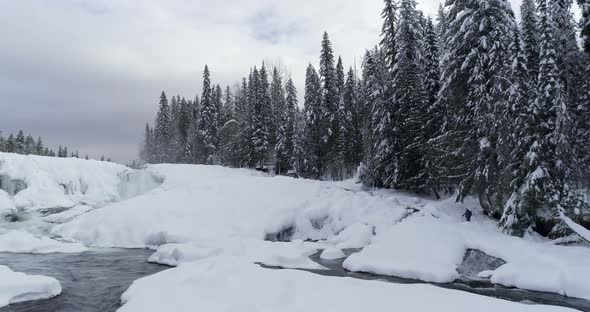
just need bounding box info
[0,0,581,163]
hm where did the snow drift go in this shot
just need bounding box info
[0,265,61,308]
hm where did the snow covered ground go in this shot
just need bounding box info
[118,256,577,312]
[0,230,87,253]
[1,152,590,309]
[0,265,61,308]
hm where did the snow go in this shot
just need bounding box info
[0,153,129,210]
[1,153,589,303]
[559,211,590,242]
[118,256,576,312]
[344,216,465,283]
[149,239,326,270]
[52,164,409,248]
[320,247,346,260]
[43,205,94,223]
[0,230,87,253]
[0,265,61,308]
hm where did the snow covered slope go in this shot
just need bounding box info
[1,152,589,303]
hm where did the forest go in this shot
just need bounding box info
[140,0,590,236]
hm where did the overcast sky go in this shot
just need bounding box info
[0,0,579,163]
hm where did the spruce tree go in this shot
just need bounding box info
[271,68,289,174]
[579,0,590,53]
[198,65,218,164]
[501,0,575,235]
[521,0,541,82]
[319,32,339,179]
[344,67,363,173]
[284,77,298,171]
[15,130,25,154]
[251,64,272,169]
[303,64,324,179]
[35,137,44,155]
[154,91,171,163]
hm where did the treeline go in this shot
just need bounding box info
[0,130,110,161]
[141,0,590,236]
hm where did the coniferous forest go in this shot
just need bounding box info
[140,0,590,237]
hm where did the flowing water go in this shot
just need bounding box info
[1,248,589,312]
[0,249,168,312]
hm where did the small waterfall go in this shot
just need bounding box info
[117,170,163,201]
[0,174,27,196]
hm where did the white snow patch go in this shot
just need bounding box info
[320,247,346,260]
[0,265,61,308]
[0,230,87,253]
[118,256,576,312]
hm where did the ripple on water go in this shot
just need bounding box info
[0,248,169,312]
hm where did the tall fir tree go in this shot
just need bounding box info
[521,0,541,82]
[303,64,324,179]
[198,65,218,164]
[153,91,171,163]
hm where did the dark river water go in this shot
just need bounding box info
[0,249,168,312]
[1,248,589,312]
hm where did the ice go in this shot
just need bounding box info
[0,230,87,253]
[43,205,94,224]
[0,265,61,308]
[149,239,326,270]
[118,256,576,312]
[320,247,346,260]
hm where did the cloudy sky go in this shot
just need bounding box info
[0,0,577,163]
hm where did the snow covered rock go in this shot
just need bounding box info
[118,256,576,312]
[320,247,346,260]
[0,230,87,253]
[344,216,465,283]
[0,265,61,308]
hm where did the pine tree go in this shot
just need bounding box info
[521,0,541,82]
[391,0,427,191]
[0,132,5,152]
[380,0,398,70]
[438,0,517,215]
[198,65,218,164]
[251,64,272,169]
[153,91,171,163]
[344,67,363,173]
[500,0,575,235]
[15,130,25,154]
[284,77,298,171]
[6,134,15,153]
[178,97,194,162]
[24,135,35,155]
[361,47,392,187]
[271,67,289,174]
[35,137,44,155]
[303,64,324,179]
[169,95,181,162]
[331,56,348,179]
[319,32,340,179]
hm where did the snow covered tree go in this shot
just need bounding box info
[319,32,340,179]
[361,47,393,187]
[284,77,298,171]
[343,67,363,174]
[521,0,541,82]
[437,0,517,215]
[15,130,25,154]
[500,0,578,235]
[35,137,44,155]
[198,65,218,164]
[178,97,193,162]
[302,64,324,179]
[153,91,171,163]
[251,64,272,169]
[390,0,428,191]
[272,68,290,174]
[140,123,153,162]
[24,135,35,155]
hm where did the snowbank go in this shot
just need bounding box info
[344,216,465,283]
[0,265,61,308]
[320,247,346,260]
[0,230,87,253]
[149,239,325,270]
[118,256,576,312]
[54,164,410,247]
[0,153,129,210]
[343,205,590,300]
